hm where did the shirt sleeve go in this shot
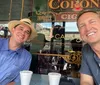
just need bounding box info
[79,44,92,76]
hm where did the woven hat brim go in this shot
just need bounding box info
[8,20,37,41]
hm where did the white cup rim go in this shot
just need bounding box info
[20,70,33,74]
[48,72,61,76]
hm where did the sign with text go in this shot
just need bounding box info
[30,0,100,22]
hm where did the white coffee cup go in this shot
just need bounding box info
[48,72,61,85]
[20,70,33,85]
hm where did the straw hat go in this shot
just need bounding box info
[8,18,37,41]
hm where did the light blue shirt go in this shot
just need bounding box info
[0,38,32,85]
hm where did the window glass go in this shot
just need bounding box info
[39,22,78,32]
[35,22,80,51]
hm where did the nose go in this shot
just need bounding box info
[85,24,92,31]
[21,31,26,35]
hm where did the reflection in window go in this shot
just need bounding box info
[39,22,78,32]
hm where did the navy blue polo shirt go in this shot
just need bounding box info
[80,44,100,85]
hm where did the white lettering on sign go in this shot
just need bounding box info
[61,13,77,20]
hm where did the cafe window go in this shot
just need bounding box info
[34,22,80,51]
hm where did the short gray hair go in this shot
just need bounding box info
[77,9,99,22]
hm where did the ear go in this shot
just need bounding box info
[10,27,15,34]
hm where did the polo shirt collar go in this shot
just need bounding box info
[1,38,23,55]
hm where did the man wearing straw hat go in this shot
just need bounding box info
[0,18,37,85]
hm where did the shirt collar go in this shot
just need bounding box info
[1,38,23,55]
[15,48,23,55]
